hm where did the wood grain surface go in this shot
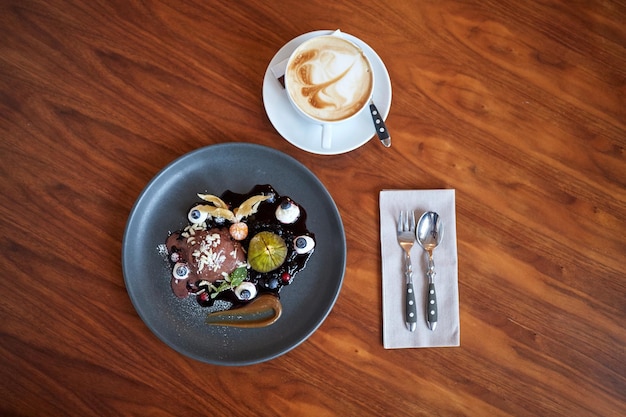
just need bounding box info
[1,1,624,416]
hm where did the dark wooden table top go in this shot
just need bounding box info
[1,1,624,416]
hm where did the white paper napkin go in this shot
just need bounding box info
[380,189,460,348]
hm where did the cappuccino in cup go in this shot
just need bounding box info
[285,35,374,123]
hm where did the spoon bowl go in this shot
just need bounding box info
[416,212,443,253]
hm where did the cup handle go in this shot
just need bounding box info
[322,124,332,149]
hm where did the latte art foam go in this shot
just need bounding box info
[286,36,373,122]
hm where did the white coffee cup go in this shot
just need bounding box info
[285,34,374,149]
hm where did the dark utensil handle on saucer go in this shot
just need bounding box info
[369,103,391,147]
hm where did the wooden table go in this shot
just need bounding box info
[2,1,624,416]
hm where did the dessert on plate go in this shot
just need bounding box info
[164,184,315,327]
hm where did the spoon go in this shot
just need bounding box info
[416,211,443,331]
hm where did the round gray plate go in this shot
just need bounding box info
[122,143,346,366]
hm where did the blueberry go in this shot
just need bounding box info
[174,264,189,278]
[266,277,279,290]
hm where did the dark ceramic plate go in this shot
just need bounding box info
[122,143,346,366]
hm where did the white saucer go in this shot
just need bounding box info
[262,30,392,155]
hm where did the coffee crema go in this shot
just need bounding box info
[286,36,373,122]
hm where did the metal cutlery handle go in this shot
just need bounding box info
[426,255,437,331]
[370,102,391,147]
[427,283,437,330]
[405,252,417,331]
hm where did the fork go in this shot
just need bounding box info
[397,210,417,332]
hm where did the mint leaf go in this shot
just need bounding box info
[210,267,249,298]
[229,267,247,287]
